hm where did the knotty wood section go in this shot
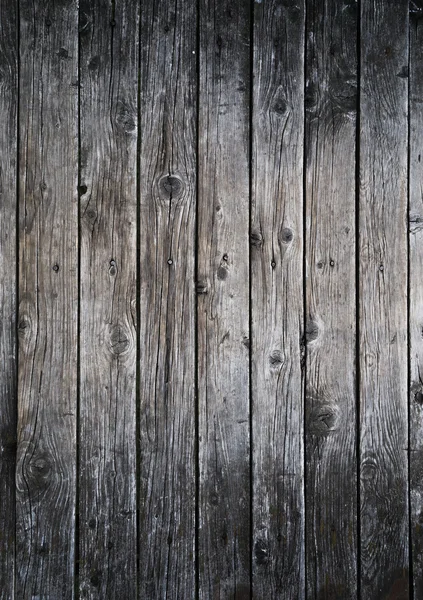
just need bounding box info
[139,1,197,597]
[305,0,358,597]
[410,3,423,597]
[360,1,409,597]
[251,1,305,597]
[78,0,138,597]
[16,1,79,597]
[197,1,251,597]
[0,0,17,596]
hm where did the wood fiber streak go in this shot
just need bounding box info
[409,2,423,597]
[0,0,17,597]
[79,0,138,597]
[16,0,78,597]
[197,0,250,597]
[360,1,409,598]
[139,0,197,597]
[305,0,358,598]
[251,0,305,598]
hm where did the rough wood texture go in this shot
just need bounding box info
[410,3,423,597]
[305,1,358,598]
[0,0,17,596]
[16,0,79,597]
[197,0,251,597]
[78,0,138,597]
[138,0,197,597]
[251,1,305,598]
[359,1,409,598]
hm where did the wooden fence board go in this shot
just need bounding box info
[16,1,79,596]
[78,0,139,597]
[251,1,305,597]
[0,0,18,597]
[409,3,423,597]
[359,1,409,597]
[305,0,358,597]
[139,0,197,597]
[197,1,251,597]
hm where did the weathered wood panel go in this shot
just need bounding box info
[359,1,409,597]
[251,1,305,597]
[139,0,197,597]
[78,0,138,597]
[305,0,358,598]
[16,1,79,597]
[410,3,423,597]
[197,0,251,597]
[0,0,17,596]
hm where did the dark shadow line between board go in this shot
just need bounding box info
[14,0,21,595]
[407,7,413,599]
[136,0,142,596]
[194,0,200,596]
[302,0,308,596]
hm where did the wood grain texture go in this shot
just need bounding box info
[16,0,79,597]
[197,0,251,597]
[304,1,358,598]
[251,1,305,597]
[359,1,409,598]
[409,3,423,597]
[78,0,138,597]
[139,0,197,597]
[0,0,17,597]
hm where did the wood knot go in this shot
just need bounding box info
[269,350,284,369]
[58,48,69,59]
[280,227,293,244]
[108,323,130,356]
[250,230,263,247]
[17,444,53,498]
[307,403,338,436]
[217,266,228,280]
[196,280,208,294]
[88,55,100,71]
[158,174,184,202]
[115,101,136,133]
[254,539,269,566]
[305,319,319,343]
[109,260,117,276]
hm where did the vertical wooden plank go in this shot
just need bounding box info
[16,0,78,597]
[305,0,358,598]
[409,3,423,597]
[78,0,138,597]
[197,1,250,597]
[139,0,196,597]
[251,0,305,597]
[360,1,409,598]
[0,0,17,596]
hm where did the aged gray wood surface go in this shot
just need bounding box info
[410,3,423,598]
[0,0,17,597]
[305,0,358,598]
[16,0,79,597]
[78,0,138,597]
[197,0,251,597]
[139,0,197,598]
[359,1,409,598]
[251,0,305,597]
[2,0,423,598]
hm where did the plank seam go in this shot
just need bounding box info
[407,7,413,598]
[195,0,200,596]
